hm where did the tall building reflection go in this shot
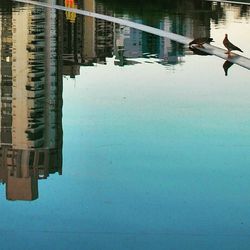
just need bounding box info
[0,2,63,201]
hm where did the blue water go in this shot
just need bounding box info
[1,1,250,249]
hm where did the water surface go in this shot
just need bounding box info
[0,0,250,249]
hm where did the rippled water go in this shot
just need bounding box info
[0,1,250,249]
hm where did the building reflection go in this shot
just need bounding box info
[58,0,249,73]
[57,0,214,76]
[59,0,115,77]
[0,1,63,201]
[0,0,245,200]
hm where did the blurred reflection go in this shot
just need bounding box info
[0,2,62,201]
[223,60,234,76]
[189,46,236,75]
[189,45,212,56]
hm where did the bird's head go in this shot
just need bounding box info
[225,34,228,38]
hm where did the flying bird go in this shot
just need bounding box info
[189,37,214,48]
[223,34,243,55]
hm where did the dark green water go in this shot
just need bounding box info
[0,0,250,249]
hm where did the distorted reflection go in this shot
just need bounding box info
[223,60,234,76]
[189,45,212,56]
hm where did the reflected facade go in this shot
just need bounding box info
[0,2,62,201]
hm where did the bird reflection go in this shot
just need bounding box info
[189,45,235,76]
[223,60,234,76]
[189,45,212,56]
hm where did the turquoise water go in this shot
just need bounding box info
[0,1,250,249]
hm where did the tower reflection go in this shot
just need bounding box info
[0,1,62,201]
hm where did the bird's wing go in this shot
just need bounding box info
[228,40,242,51]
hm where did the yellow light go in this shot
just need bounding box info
[65,0,77,23]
